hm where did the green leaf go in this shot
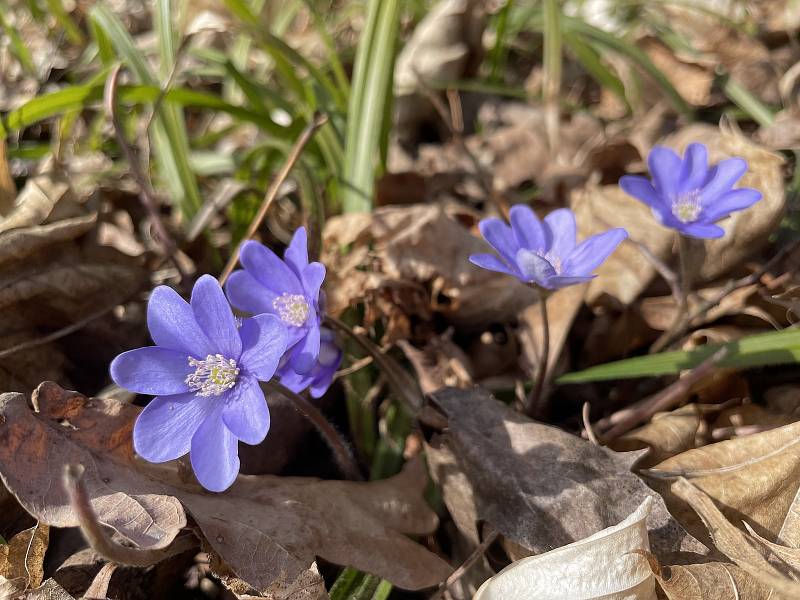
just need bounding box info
[341,0,401,213]
[558,328,800,384]
[0,10,36,75]
[564,32,629,110]
[89,4,203,219]
[721,74,776,127]
[560,15,692,116]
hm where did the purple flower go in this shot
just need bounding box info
[469,206,627,290]
[110,275,288,492]
[226,227,325,375]
[277,327,342,398]
[619,143,762,239]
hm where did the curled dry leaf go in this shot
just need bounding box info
[671,477,800,597]
[647,419,800,552]
[642,551,773,600]
[611,404,702,469]
[474,497,657,600]
[425,387,701,557]
[0,383,450,593]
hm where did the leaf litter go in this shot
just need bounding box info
[0,0,799,598]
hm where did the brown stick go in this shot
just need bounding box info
[63,464,196,566]
[104,65,186,281]
[264,381,361,481]
[218,112,328,285]
[596,347,729,442]
[430,529,499,600]
[582,402,599,445]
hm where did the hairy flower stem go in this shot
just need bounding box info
[265,380,362,481]
[651,236,693,353]
[526,287,550,419]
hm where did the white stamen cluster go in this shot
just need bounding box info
[273,293,310,327]
[543,252,563,274]
[185,354,239,397]
[671,191,702,223]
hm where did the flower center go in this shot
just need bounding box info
[273,293,310,327]
[543,252,563,274]
[671,191,702,223]
[185,354,239,397]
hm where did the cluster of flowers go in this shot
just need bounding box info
[111,227,341,491]
[471,143,762,287]
[111,142,762,492]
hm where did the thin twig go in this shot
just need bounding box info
[324,314,424,412]
[526,288,550,419]
[582,402,599,445]
[333,355,374,380]
[63,464,197,566]
[628,237,681,303]
[144,35,193,134]
[596,347,729,442]
[219,112,329,285]
[430,529,499,600]
[264,381,361,481]
[104,65,186,281]
[651,240,800,352]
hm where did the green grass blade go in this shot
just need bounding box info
[721,75,776,127]
[488,0,514,82]
[561,15,692,116]
[564,32,629,109]
[558,328,800,384]
[44,0,84,45]
[341,0,400,213]
[0,10,36,75]
[89,4,203,218]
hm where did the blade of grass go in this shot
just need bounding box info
[558,328,800,383]
[542,0,562,151]
[44,0,84,45]
[342,0,401,213]
[564,32,629,110]
[488,0,515,82]
[720,74,776,127]
[561,15,692,116]
[0,9,36,75]
[89,4,203,218]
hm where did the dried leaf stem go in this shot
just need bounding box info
[218,112,328,285]
[430,529,499,600]
[595,346,729,442]
[63,464,196,566]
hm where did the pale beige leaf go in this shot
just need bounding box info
[474,498,656,600]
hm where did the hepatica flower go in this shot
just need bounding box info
[277,326,342,398]
[226,227,325,375]
[619,143,762,239]
[111,275,288,492]
[469,205,627,290]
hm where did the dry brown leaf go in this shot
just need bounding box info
[647,420,800,552]
[24,578,76,600]
[0,166,70,235]
[572,184,674,305]
[641,37,714,107]
[398,331,474,395]
[0,522,49,596]
[0,383,451,592]
[672,477,800,597]
[647,556,773,600]
[611,404,702,469]
[425,387,701,557]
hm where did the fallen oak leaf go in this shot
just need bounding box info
[646,420,800,551]
[671,477,800,597]
[425,387,702,557]
[639,550,773,600]
[0,521,49,595]
[0,383,450,592]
